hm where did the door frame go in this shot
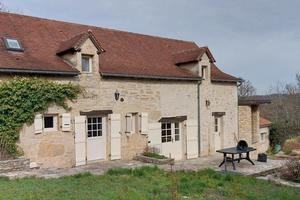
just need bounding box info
[213,116,223,152]
[161,121,183,160]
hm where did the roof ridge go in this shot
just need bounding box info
[0,11,198,45]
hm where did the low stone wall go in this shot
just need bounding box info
[135,155,174,165]
[0,157,30,173]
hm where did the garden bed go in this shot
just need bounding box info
[135,153,174,165]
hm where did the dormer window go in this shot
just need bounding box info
[3,38,23,52]
[81,55,92,73]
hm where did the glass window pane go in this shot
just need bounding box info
[98,124,102,130]
[88,118,92,123]
[162,123,166,129]
[167,130,171,136]
[93,131,97,137]
[175,123,179,128]
[44,116,54,128]
[167,123,171,129]
[88,131,92,137]
[82,56,90,72]
[98,130,102,136]
[162,137,166,143]
[88,125,92,131]
[175,129,179,135]
[93,124,97,130]
[162,130,166,136]
[7,39,21,49]
[175,135,180,141]
[92,118,97,123]
[98,117,102,123]
[167,136,172,142]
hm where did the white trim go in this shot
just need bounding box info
[43,115,58,132]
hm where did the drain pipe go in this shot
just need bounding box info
[197,79,202,157]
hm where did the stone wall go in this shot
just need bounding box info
[198,53,239,155]
[0,157,29,173]
[238,105,270,156]
[238,106,252,143]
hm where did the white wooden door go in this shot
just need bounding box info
[186,119,199,159]
[161,122,182,160]
[109,114,121,160]
[75,116,87,166]
[214,117,221,151]
[86,116,106,161]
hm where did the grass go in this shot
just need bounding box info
[142,152,167,159]
[0,167,299,200]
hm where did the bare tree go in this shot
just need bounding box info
[296,73,300,92]
[0,2,9,12]
[238,79,256,96]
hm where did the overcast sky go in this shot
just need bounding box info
[2,0,300,93]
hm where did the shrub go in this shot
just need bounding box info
[0,77,80,157]
[282,136,300,155]
[280,159,300,183]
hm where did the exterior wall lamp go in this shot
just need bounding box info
[114,90,120,101]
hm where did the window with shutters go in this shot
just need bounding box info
[43,114,58,132]
[87,117,102,137]
[125,113,139,134]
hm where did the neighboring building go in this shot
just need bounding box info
[259,117,272,153]
[0,12,241,168]
[238,96,271,155]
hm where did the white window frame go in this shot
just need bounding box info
[43,114,58,132]
[201,66,208,80]
[81,55,92,73]
[87,116,103,138]
[161,122,180,143]
[260,132,267,142]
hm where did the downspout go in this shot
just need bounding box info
[197,79,202,157]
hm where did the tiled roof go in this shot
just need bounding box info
[0,12,238,81]
[238,96,272,106]
[173,47,215,65]
[56,30,104,55]
[260,117,272,127]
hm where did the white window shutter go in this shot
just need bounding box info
[34,114,43,134]
[61,113,71,132]
[109,114,121,160]
[125,113,132,134]
[148,123,161,152]
[74,116,87,166]
[186,119,199,159]
[139,112,149,135]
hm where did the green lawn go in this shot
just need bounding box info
[0,167,299,200]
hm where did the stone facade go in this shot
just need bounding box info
[1,38,240,168]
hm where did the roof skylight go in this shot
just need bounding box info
[3,38,23,51]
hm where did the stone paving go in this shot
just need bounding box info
[0,154,286,179]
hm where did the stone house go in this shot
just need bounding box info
[0,12,266,168]
[238,96,272,155]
